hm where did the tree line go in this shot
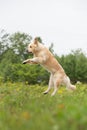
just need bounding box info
[0,30,87,84]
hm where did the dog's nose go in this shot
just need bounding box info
[26,49,29,53]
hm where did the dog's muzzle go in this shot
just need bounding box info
[26,49,33,54]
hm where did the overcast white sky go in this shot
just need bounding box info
[0,0,87,55]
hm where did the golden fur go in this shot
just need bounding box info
[23,38,76,96]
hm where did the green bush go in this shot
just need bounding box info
[0,30,87,84]
[1,63,49,84]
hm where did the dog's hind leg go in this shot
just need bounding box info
[51,78,61,96]
[43,74,54,94]
[51,84,58,96]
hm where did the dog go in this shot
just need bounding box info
[23,38,76,96]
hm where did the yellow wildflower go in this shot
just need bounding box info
[21,111,31,120]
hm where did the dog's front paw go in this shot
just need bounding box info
[22,61,27,64]
[43,91,48,95]
[22,59,30,64]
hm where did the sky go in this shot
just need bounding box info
[0,0,87,55]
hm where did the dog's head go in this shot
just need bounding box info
[27,38,39,54]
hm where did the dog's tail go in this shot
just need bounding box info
[64,76,76,90]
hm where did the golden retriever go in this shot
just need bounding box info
[23,38,76,96]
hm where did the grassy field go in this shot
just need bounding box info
[0,82,87,130]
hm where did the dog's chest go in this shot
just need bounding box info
[40,64,56,73]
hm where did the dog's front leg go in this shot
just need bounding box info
[23,56,46,65]
[29,57,46,64]
[23,58,38,64]
[23,57,44,64]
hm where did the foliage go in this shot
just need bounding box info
[0,82,87,130]
[0,30,87,129]
[49,43,54,54]
[0,63,49,84]
[0,30,10,59]
[35,37,42,43]
[0,30,87,84]
[9,32,32,60]
[57,49,87,83]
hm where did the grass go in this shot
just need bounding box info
[0,82,87,130]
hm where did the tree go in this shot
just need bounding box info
[0,30,87,84]
[58,49,87,83]
[35,37,42,43]
[0,30,10,60]
[49,43,54,54]
[9,32,32,61]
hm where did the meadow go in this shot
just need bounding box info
[0,82,87,130]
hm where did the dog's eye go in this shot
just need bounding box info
[30,46,32,48]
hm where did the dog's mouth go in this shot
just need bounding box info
[28,52,33,55]
[26,49,33,54]
[28,51,33,54]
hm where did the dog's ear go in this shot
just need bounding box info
[34,37,38,45]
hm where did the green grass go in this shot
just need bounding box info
[0,82,87,130]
